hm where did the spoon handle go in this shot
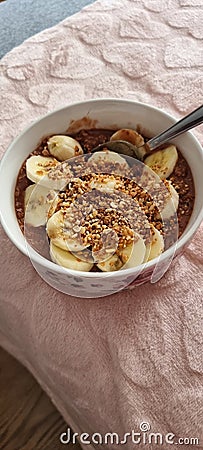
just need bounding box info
[147,104,203,151]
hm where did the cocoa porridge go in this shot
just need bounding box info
[15,127,195,272]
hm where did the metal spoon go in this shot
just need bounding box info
[91,104,203,161]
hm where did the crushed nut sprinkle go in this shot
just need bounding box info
[50,172,176,248]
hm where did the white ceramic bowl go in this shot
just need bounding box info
[0,99,203,298]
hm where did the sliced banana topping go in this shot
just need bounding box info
[97,233,146,272]
[26,155,73,190]
[110,128,145,147]
[144,225,164,262]
[24,184,57,227]
[88,150,129,170]
[46,210,89,252]
[47,135,83,161]
[110,128,147,160]
[144,145,178,179]
[160,180,179,220]
[50,241,93,272]
[26,156,59,184]
[89,174,118,192]
[122,235,146,269]
[97,253,123,272]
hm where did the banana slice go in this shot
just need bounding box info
[110,128,145,147]
[90,174,118,192]
[144,145,178,179]
[26,155,71,189]
[88,150,129,169]
[144,225,164,262]
[46,210,89,252]
[26,156,59,183]
[24,184,57,227]
[97,233,146,272]
[110,129,147,160]
[122,236,146,269]
[47,135,83,161]
[160,181,179,220]
[50,241,93,271]
[97,253,123,272]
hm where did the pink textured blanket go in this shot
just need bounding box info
[0,0,203,448]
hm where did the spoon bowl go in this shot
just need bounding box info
[91,139,143,159]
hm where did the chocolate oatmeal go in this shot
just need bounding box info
[14,127,195,272]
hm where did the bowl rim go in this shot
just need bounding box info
[0,97,203,278]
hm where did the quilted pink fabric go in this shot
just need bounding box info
[0,0,203,448]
